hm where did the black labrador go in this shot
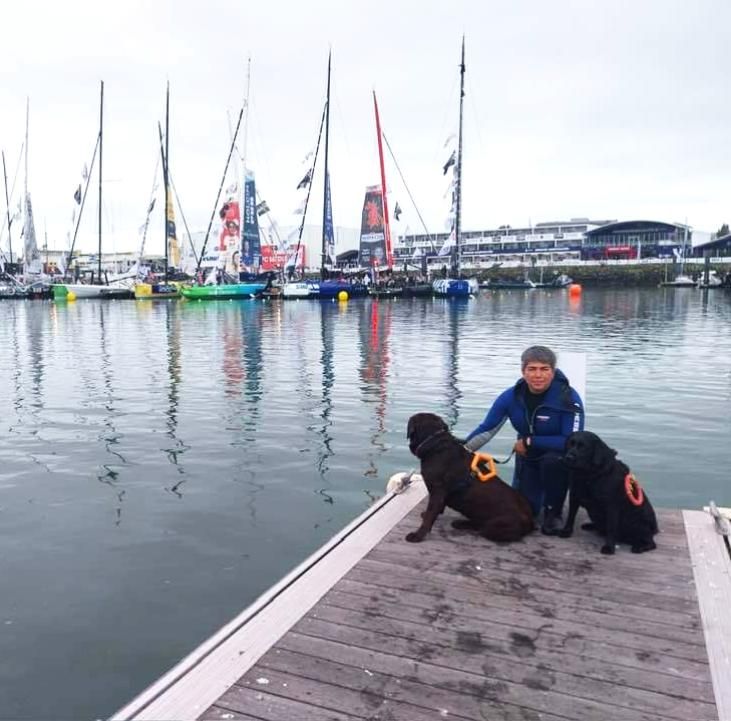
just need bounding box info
[560,430,659,554]
[405,412,534,543]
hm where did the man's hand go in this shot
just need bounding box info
[513,438,528,456]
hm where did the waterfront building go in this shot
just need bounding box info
[583,220,693,260]
[393,218,706,269]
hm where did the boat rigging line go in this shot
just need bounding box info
[290,100,327,277]
[169,173,198,269]
[381,132,434,250]
[0,142,25,259]
[194,106,244,276]
[65,133,100,278]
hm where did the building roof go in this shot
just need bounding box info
[693,233,731,251]
[585,220,688,236]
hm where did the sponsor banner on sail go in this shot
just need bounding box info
[218,197,240,254]
[166,188,180,267]
[260,244,306,271]
[241,170,260,268]
[358,185,386,268]
[323,171,335,266]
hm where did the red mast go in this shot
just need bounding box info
[373,92,393,269]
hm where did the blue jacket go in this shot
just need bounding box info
[464,369,584,456]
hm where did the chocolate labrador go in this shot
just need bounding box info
[559,430,659,554]
[405,412,534,543]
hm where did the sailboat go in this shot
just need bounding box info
[135,83,181,300]
[367,92,433,298]
[659,223,695,287]
[432,38,479,299]
[282,51,366,300]
[180,170,268,300]
[53,81,134,300]
[181,97,269,301]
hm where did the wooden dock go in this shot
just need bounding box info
[112,483,730,721]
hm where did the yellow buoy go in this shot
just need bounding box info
[66,291,77,302]
[338,290,349,302]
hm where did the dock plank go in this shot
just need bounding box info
[250,646,713,721]
[685,509,731,721]
[279,629,713,717]
[337,574,704,647]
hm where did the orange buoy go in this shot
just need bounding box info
[568,283,582,296]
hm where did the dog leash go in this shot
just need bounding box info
[491,450,515,465]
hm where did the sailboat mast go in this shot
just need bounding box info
[2,151,12,264]
[373,92,393,270]
[321,50,332,274]
[455,36,465,275]
[195,107,244,276]
[164,81,170,280]
[98,80,104,283]
[24,98,29,203]
[242,56,251,172]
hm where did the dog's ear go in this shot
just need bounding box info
[406,417,415,440]
[592,438,615,468]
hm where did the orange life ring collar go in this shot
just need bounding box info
[625,472,644,506]
[471,452,497,482]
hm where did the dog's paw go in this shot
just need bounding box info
[558,527,573,539]
[631,540,656,554]
[451,519,475,530]
[405,531,425,543]
[600,543,616,555]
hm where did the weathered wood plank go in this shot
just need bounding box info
[276,629,714,719]
[301,602,712,682]
[380,532,695,588]
[253,645,714,721]
[222,666,499,721]
[685,509,731,721]
[347,563,700,632]
[322,585,707,663]
[373,530,698,600]
[291,615,713,703]
[364,550,699,612]
[337,575,705,647]
[202,686,360,721]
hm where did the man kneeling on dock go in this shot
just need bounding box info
[463,346,585,535]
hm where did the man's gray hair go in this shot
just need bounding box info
[521,345,557,370]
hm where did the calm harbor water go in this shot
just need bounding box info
[0,288,729,719]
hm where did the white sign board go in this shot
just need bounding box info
[556,351,587,406]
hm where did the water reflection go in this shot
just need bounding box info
[444,300,466,429]
[357,299,392,479]
[163,305,188,497]
[316,303,336,499]
[96,302,126,525]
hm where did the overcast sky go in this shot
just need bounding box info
[0,0,728,257]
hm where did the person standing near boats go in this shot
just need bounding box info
[462,346,584,535]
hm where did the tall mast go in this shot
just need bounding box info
[164,80,170,280]
[454,36,465,275]
[24,98,29,203]
[98,80,104,283]
[373,92,392,270]
[321,50,331,274]
[242,56,251,172]
[2,151,12,264]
